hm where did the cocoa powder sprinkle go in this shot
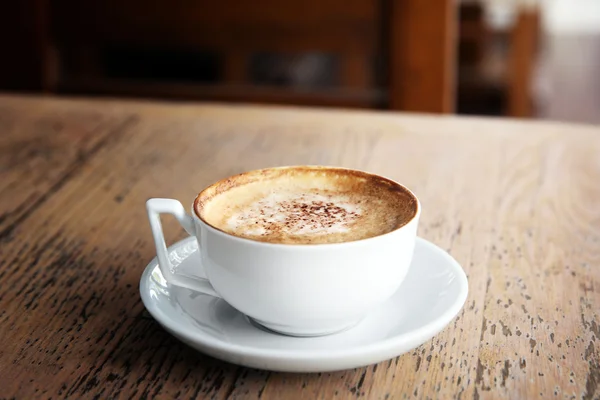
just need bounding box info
[238,195,361,235]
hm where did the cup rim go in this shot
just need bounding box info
[192,165,421,247]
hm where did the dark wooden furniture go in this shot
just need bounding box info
[1,1,456,113]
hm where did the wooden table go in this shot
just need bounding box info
[1,95,599,399]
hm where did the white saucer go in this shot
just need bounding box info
[140,236,468,372]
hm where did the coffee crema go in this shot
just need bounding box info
[194,167,418,244]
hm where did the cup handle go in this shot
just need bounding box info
[146,198,219,297]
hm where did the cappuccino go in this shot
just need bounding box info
[195,167,417,244]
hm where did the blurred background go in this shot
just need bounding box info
[0,0,598,124]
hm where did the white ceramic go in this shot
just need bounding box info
[145,166,420,336]
[139,236,469,372]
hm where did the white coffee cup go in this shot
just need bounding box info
[146,167,420,336]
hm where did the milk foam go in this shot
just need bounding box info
[196,167,417,244]
[225,190,362,238]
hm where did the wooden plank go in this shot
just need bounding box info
[388,0,457,113]
[508,9,541,118]
[0,96,137,242]
[0,95,599,398]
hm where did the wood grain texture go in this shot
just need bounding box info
[0,95,599,399]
